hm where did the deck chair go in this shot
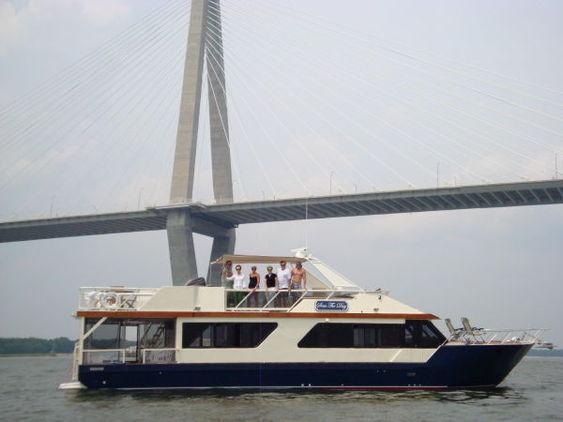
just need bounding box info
[461,317,485,343]
[444,318,463,340]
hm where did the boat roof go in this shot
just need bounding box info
[212,254,306,265]
[212,253,361,291]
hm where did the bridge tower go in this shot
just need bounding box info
[167,0,234,286]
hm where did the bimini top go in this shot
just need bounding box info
[212,254,306,265]
[212,252,362,291]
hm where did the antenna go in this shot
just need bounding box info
[305,197,309,251]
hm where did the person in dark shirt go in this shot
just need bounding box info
[265,266,277,288]
[248,266,260,307]
[264,266,278,306]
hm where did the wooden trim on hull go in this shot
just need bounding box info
[76,311,439,320]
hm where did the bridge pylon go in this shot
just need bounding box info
[168,0,234,286]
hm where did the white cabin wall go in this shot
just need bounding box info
[142,286,224,311]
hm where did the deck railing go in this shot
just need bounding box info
[82,348,177,365]
[82,349,128,364]
[447,328,546,345]
[224,288,370,311]
[142,348,177,364]
[78,287,158,311]
[77,286,385,312]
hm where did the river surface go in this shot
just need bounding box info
[0,355,562,421]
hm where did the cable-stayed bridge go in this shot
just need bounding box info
[1,0,563,286]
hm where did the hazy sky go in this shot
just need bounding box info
[0,0,562,346]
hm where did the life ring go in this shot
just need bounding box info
[101,292,119,309]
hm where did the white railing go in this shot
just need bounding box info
[142,348,177,364]
[82,349,127,364]
[447,328,546,345]
[81,348,177,365]
[224,288,364,311]
[78,287,158,311]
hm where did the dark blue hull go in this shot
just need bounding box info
[78,344,531,390]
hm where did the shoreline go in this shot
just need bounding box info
[0,353,73,357]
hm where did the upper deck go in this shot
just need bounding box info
[76,285,437,320]
[76,253,438,320]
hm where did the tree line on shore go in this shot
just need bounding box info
[0,337,75,354]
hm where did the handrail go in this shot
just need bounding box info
[82,349,128,364]
[78,287,158,311]
[81,348,178,365]
[141,348,178,364]
[224,288,362,311]
[447,328,547,345]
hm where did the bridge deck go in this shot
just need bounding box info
[1,179,562,243]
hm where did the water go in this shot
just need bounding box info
[0,355,562,421]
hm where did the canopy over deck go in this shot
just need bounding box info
[212,254,306,265]
[212,253,362,291]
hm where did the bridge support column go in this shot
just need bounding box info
[169,0,208,204]
[206,228,236,286]
[166,210,198,286]
[205,0,236,285]
[206,0,233,204]
[167,0,235,285]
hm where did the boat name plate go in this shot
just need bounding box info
[315,300,349,312]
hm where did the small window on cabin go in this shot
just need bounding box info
[182,323,277,348]
[379,325,404,348]
[214,324,236,348]
[84,320,121,349]
[418,321,446,348]
[353,325,378,348]
[404,322,416,348]
[181,323,207,348]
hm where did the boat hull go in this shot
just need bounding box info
[78,343,531,390]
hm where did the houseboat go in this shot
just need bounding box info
[60,252,543,390]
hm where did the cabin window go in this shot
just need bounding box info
[419,321,445,348]
[83,320,121,349]
[182,323,277,348]
[83,318,176,350]
[298,321,445,348]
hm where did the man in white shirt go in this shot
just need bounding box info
[226,265,246,307]
[277,261,291,307]
[227,265,246,290]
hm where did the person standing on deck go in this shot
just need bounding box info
[248,266,260,307]
[221,260,233,288]
[265,266,277,289]
[264,266,278,306]
[226,265,246,307]
[289,262,307,304]
[290,262,307,290]
[227,265,246,289]
[277,261,291,308]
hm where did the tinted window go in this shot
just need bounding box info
[84,320,121,349]
[84,318,176,350]
[182,323,277,348]
[298,321,445,348]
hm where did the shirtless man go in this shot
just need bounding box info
[289,262,307,290]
